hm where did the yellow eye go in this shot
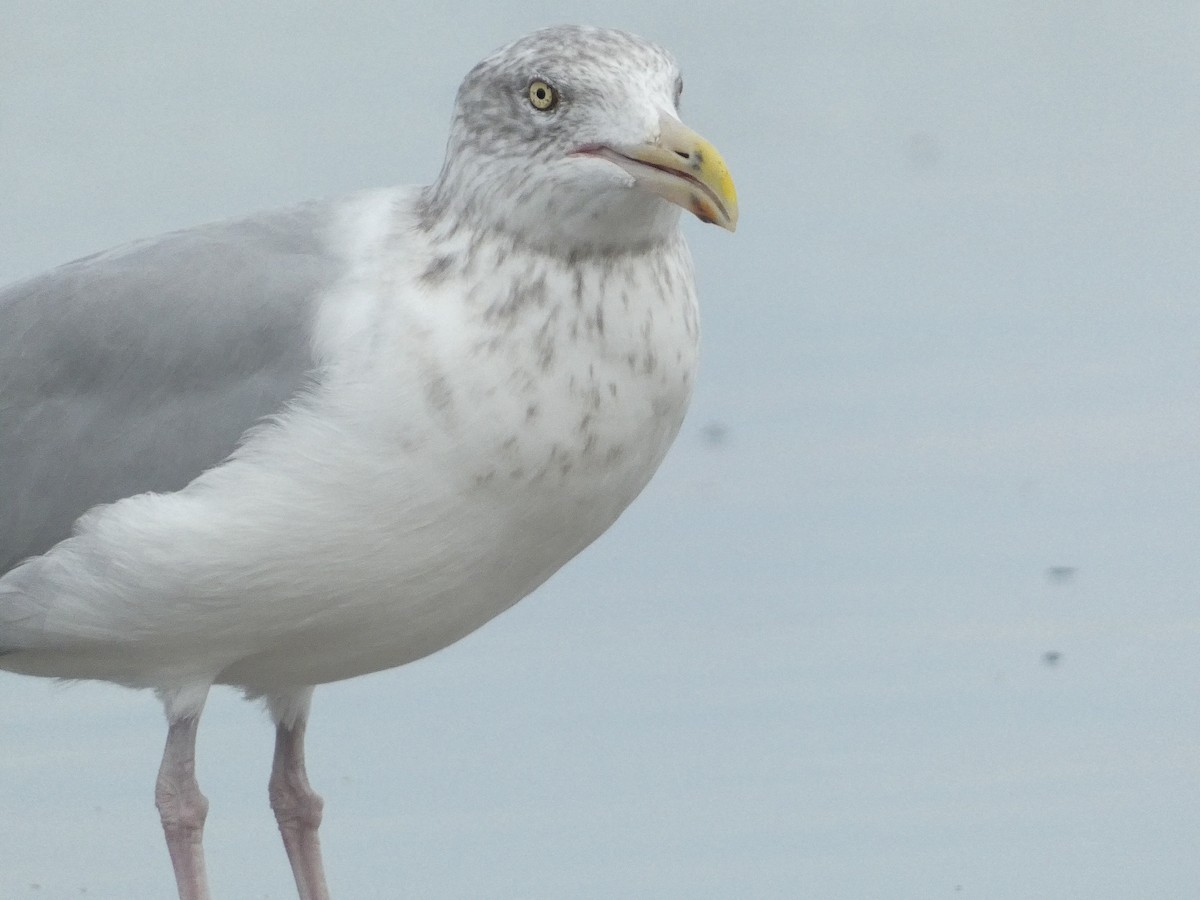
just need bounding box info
[528,80,557,111]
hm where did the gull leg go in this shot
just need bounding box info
[268,688,330,900]
[155,712,211,900]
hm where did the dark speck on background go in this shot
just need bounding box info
[700,420,728,447]
[1045,566,1077,585]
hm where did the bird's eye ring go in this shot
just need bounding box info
[528,80,558,111]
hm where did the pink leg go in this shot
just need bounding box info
[155,715,211,900]
[269,697,330,900]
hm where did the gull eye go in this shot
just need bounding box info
[528,80,558,111]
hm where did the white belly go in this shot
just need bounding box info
[0,230,699,694]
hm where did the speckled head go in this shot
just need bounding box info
[423,25,738,255]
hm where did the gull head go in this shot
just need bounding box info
[423,25,738,254]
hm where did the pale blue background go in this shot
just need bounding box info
[2,2,1198,898]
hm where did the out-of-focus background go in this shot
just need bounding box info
[2,3,1198,898]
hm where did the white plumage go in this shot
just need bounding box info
[0,25,736,900]
[2,188,698,697]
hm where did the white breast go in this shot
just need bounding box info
[2,196,700,695]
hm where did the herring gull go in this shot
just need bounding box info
[0,24,737,900]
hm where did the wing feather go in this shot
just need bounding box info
[0,201,346,572]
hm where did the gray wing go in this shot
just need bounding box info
[0,200,346,574]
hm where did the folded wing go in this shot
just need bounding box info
[0,201,345,572]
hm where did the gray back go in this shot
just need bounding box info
[0,202,343,572]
